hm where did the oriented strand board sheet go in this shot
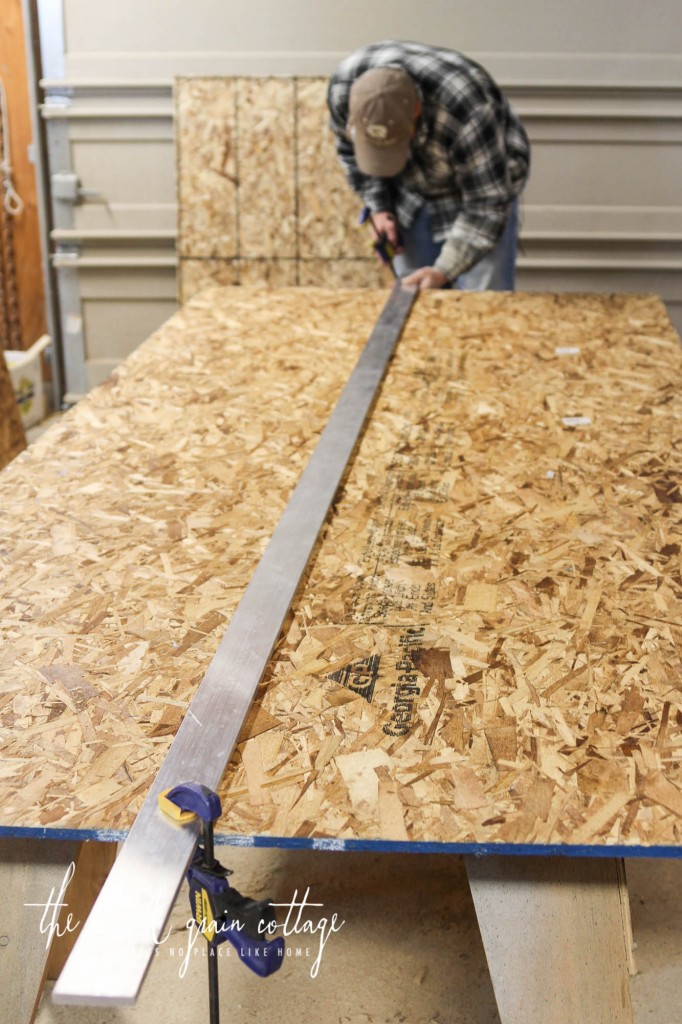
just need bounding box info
[226,292,682,851]
[1,288,682,855]
[180,258,239,298]
[236,79,297,259]
[239,259,298,287]
[299,259,388,289]
[176,79,238,260]
[296,78,369,260]
[0,351,25,469]
[0,288,385,834]
[181,258,385,300]
[175,78,389,303]
[181,258,298,296]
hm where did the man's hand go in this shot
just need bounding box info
[402,267,447,290]
[371,211,402,250]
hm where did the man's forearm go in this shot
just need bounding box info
[433,235,488,282]
[434,205,510,281]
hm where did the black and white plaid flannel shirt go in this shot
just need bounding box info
[327,41,531,280]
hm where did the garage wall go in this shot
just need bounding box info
[56,0,682,72]
[35,0,682,394]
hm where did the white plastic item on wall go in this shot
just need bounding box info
[3,334,51,428]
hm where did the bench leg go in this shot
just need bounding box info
[0,837,80,1024]
[464,856,634,1024]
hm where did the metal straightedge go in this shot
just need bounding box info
[52,281,417,1005]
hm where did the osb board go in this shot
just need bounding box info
[0,349,26,469]
[298,260,388,289]
[0,288,386,833]
[296,78,369,261]
[239,260,298,288]
[175,78,389,304]
[182,258,385,297]
[236,79,297,260]
[1,288,682,855]
[181,258,239,297]
[217,291,682,851]
[175,79,237,260]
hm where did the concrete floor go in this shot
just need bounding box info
[35,848,682,1024]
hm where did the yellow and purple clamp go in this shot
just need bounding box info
[159,782,284,1024]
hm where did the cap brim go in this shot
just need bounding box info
[354,137,410,178]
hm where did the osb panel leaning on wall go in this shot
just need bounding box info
[1,286,682,853]
[176,78,390,302]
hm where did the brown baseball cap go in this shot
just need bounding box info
[348,67,419,178]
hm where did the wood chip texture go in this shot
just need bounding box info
[175,78,392,302]
[1,288,682,855]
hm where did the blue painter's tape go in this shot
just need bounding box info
[311,837,347,852]
[0,825,125,843]
[1,824,680,860]
[213,834,682,860]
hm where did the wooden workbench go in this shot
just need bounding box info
[1,287,681,1023]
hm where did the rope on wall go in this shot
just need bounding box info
[0,76,24,352]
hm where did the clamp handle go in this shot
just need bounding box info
[225,925,285,978]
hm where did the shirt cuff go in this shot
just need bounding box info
[433,237,480,282]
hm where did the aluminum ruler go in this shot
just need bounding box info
[52,281,417,1005]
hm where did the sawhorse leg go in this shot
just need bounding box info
[0,838,117,1024]
[465,856,635,1024]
